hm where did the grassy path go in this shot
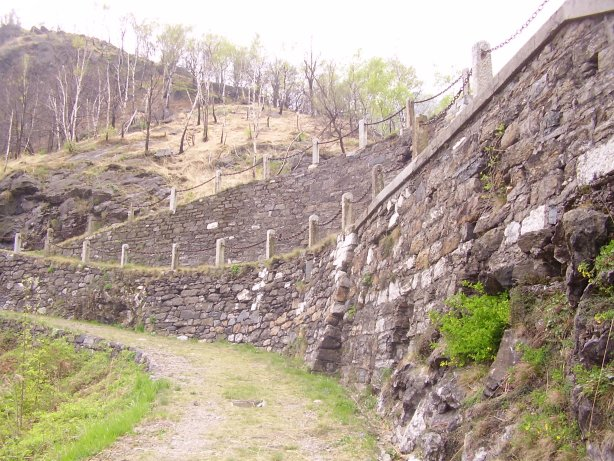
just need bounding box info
[6,314,380,461]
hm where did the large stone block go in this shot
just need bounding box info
[576,138,614,185]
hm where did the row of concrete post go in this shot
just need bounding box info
[164,41,492,215]
[14,164,389,269]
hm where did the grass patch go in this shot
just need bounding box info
[0,325,167,461]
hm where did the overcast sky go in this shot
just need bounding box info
[3,0,565,89]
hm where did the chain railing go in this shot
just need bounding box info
[364,107,405,127]
[485,0,551,54]
[34,3,558,270]
[423,70,472,126]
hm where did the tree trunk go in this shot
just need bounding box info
[3,111,14,173]
[145,77,153,154]
[212,104,217,124]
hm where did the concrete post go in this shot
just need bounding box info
[358,119,366,149]
[215,238,225,267]
[462,68,472,103]
[81,239,90,264]
[171,243,179,271]
[308,215,319,248]
[86,214,98,235]
[312,138,319,165]
[413,115,429,157]
[128,205,135,221]
[263,154,270,180]
[341,193,353,233]
[406,98,414,131]
[372,165,384,199]
[471,41,492,96]
[120,244,129,268]
[169,187,177,214]
[44,228,54,256]
[266,229,276,259]
[215,169,222,193]
[13,233,22,253]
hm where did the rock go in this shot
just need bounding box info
[587,433,614,461]
[484,329,525,398]
[9,172,41,196]
[561,208,609,304]
[499,121,519,149]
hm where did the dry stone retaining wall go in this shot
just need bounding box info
[1,3,614,460]
[325,11,614,458]
[0,240,341,355]
[53,140,407,266]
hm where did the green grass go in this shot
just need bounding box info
[227,342,358,424]
[0,326,167,461]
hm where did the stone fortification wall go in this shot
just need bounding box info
[1,2,613,460]
[323,10,614,459]
[0,239,341,354]
[53,140,407,267]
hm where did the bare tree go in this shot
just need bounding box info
[303,46,319,116]
[157,24,189,120]
[315,63,349,154]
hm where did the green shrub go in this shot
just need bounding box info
[518,344,549,369]
[430,282,510,366]
[578,239,614,295]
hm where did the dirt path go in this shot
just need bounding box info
[27,316,379,461]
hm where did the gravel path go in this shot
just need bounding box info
[32,317,379,461]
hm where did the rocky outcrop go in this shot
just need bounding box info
[0,168,167,250]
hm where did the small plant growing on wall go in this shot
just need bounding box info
[430,281,510,366]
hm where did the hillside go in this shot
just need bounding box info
[0,26,360,249]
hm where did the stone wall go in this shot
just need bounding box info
[0,237,341,354]
[53,139,407,267]
[323,11,614,458]
[1,2,613,460]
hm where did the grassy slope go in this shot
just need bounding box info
[0,323,167,461]
[0,311,384,461]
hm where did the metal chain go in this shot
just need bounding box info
[89,244,117,256]
[140,192,171,208]
[51,241,82,251]
[485,0,551,54]
[177,175,215,193]
[364,107,405,127]
[188,241,218,252]
[269,145,309,162]
[321,208,342,227]
[129,246,171,257]
[351,184,372,204]
[221,160,261,177]
[277,227,306,243]
[318,126,359,145]
[423,70,472,126]
[228,238,267,252]
[415,73,464,104]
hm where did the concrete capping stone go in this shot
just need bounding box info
[354,0,614,233]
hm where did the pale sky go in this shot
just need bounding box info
[3,0,565,90]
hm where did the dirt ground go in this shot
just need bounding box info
[21,315,381,461]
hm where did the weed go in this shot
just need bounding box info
[380,227,401,258]
[295,279,306,293]
[430,281,509,366]
[362,273,373,288]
